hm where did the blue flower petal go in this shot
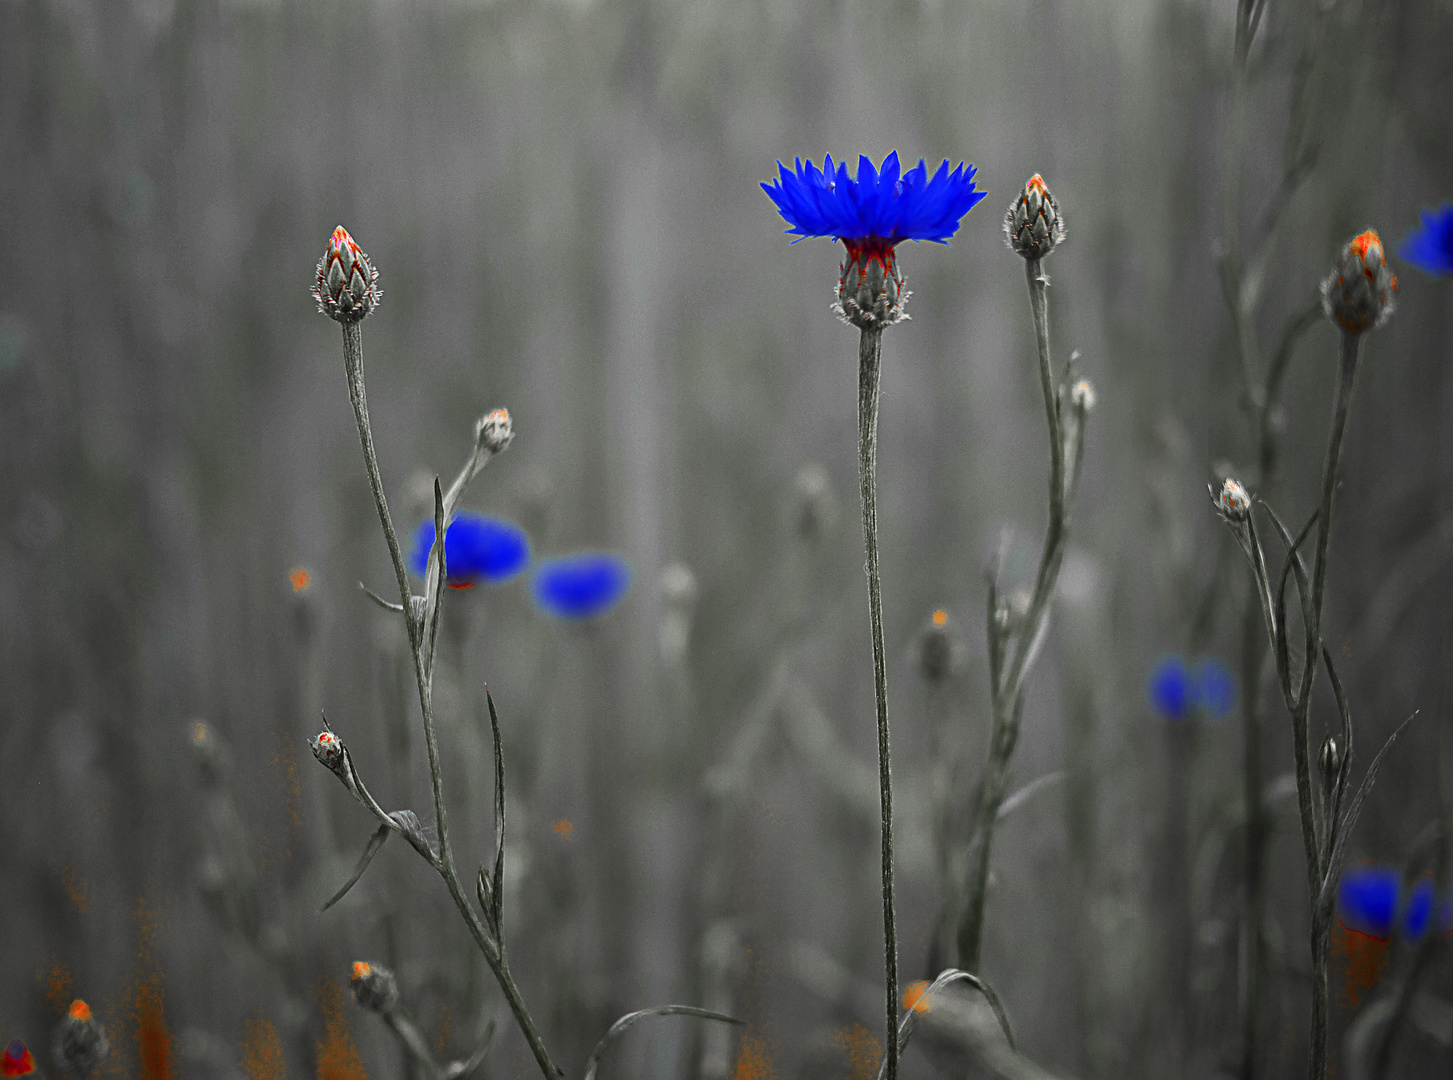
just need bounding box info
[762,152,987,244]
[1400,203,1453,277]
[1196,657,1238,720]
[1147,654,1196,721]
[408,512,531,586]
[532,552,632,621]
[1403,877,1435,939]
[1338,865,1399,939]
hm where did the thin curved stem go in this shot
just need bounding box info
[856,325,899,1080]
[339,322,562,1080]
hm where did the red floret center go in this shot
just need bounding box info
[841,236,899,274]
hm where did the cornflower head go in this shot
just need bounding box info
[1213,477,1251,523]
[407,512,531,589]
[1400,203,1453,277]
[1147,654,1195,721]
[350,961,399,1014]
[531,552,632,621]
[761,151,986,328]
[1322,228,1397,334]
[1004,174,1065,261]
[1,1042,34,1077]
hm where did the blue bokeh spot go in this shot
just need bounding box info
[532,552,632,621]
[407,513,531,586]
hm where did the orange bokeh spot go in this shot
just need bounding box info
[831,1023,880,1080]
[932,610,947,627]
[352,962,371,980]
[1333,921,1389,1011]
[134,977,175,1080]
[241,1015,284,1080]
[729,1034,774,1080]
[902,980,932,1014]
[68,999,91,1022]
[315,979,369,1080]
[552,819,574,839]
[290,568,312,593]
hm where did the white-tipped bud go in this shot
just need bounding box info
[1213,478,1251,523]
[310,730,346,776]
[475,408,514,456]
[1070,378,1096,414]
[53,1000,109,1074]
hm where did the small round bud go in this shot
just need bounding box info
[793,463,840,543]
[660,563,698,609]
[53,1000,109,1074]
[1070,378,1096,414]
[1005,174,1065,260]
[310,730,346,776]
[1213,478,1252,523]
[835,238,909,329]
[917,609,961,684]
[189,720,229,787]
[475,408,514,456]
[349,961,399,1014]
[313,226,380,324]
[3,1041,36,1077]
[1321,229,1396,334]
[1319,735,1342,787]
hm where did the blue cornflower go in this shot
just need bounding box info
[532,552,632,621]
[1147,654,1196,721]
[1400,203,1453,277]
[762,151,986,245]
[1338,865,1400,939]
[1196,657,1237,720]
[407,512,530,588]
[762,151,986,328]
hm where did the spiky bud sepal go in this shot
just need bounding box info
[350,961,400,1014]
[53,1000,109,1074]
[314,226,380,323]
[1005,174,1065,260]
[1321,229,1396,334]
[834,237,909,330]
[1213,477,1252,524]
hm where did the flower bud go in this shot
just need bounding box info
[1213,478,1251,523]
[917,609,961,684]
[1319,735,1342,789]
[1321,229,1396,334]
[793,463,839,543]
[349,961,399,1014]
[2,1041,35,1077]
[1005,174,1065,260]
[475,408,514,456]
[836,237,908,329]
[1070,378,1096,415]
[53,1000,109,1074]
[313,226,380,323]
[310,730,346,776]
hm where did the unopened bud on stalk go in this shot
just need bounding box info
[1213,478,1251,523]
[349,961,399,1014]
[1321,229,1396,334]
[53,1000,109,1074]
[310,730,346,776]
[475,408,514,456]
[1070,378,1096,415]
[313,226,380,323]
[917,609,961,684]
[1319,735,1341,790]
[1005,174,1065,260]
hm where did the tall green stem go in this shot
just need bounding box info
[856,325,898,1080]
[339,322,563,1080]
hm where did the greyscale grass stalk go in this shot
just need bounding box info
[958,253,1075,972]
[337,319,564,1080]
[855,323,899,1080]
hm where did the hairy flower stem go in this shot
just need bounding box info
[1297,330,1361,1080]
[856,325,899,1080]
[339,322,563,1080]
[958,257,1067,972]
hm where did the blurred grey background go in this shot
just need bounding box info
[3,0,1453,1077]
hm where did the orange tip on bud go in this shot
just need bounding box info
[932,609,947,627]
[67,1001,91,1022]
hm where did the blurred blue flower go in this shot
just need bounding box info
[407,512,531,588]
[532,552,632,621]
[1196,657,1237,719]
[1338,865,1400,939]
[1400,203,1453,277]
[761,151,986,245]
[1147,654,1195,721]
[1403,877,1436,939]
